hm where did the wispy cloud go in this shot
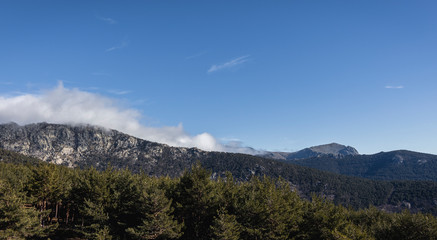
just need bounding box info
[97,15,117,24]
[207,55,250,73]
[0,83,259,154]
[108,90,131,95]
[185,51,207,60]
[0,82,13,85]
[220,137,243,142]
[385,85,404,89]
[105,39,129,52]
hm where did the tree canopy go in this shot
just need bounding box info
[1,160,437,239]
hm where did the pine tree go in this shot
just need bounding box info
[380,210,437,240]
[236,176,303,240]
[210,207,241,240]
[298,195,370,240]
[172,162,219,240]
[71,167,113,238]
[82,198,111,240]
[0,180,46,239]
[215,172,239,215]
[25,164,69,226]
[126,179,182,240]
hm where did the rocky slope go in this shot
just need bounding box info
[0,122,207,175]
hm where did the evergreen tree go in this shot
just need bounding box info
[82,198,112,240]
[126,177,182,240]
[0,180,47,239]
[378,210,437,240]
[210,207,241,240]
[349,206,392,240]
[215,172,239,214]
[172,162,219,240]
[105,168,143,238]
[236,176,303,240]
[25,164,70,226]
[71,167,113,238]
[298,195,370,240]
[2,157,437,239]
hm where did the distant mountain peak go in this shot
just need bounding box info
[259,143,359,161]
[308,143,359,156]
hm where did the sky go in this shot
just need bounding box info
[0,1,436,155]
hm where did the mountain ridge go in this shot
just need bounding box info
[1,122,437,214]
[0,122,207,174]
[260,143,359,161]
[289,149,437,181]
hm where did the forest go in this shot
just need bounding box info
[288,150,437,181]
[1,156,437,240]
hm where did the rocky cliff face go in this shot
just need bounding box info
[0,122,206,175]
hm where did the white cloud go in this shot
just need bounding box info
[385,85,404,89]
[97,16,117,24]
[105,39,129,52]
[0,83,259,154]
[108,89,131,95]
[207,55,250,73]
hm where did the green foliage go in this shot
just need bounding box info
[236,176,303,240]
[3,146,437,214]
[291,150,437,182]
[0,148,42,165]
[0,180,48,239]
[0,154,437,240]
[126,176,182,240]
[200,151,437,213]
[72,167,143,239]
[298,195,371,240]
[172,162,219,240]
[25,163,72,227]
[385,211,437,240]
[210,207,241,240]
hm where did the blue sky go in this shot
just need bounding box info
[1,1,436,154]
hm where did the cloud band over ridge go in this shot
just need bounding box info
[0,83,258,154]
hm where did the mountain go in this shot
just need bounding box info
[0,122,207,176]
[261,143,437,182]
[289,150,437,181]
[260,143,359,161]
[1,122,437,214]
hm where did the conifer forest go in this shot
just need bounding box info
[1,157,437,240]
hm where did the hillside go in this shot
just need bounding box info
[288,150,437,181]
[1,122,437,214]
[0,122,207,176]
[260,143,359,161]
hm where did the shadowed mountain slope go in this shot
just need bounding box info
[290,150,437,181]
